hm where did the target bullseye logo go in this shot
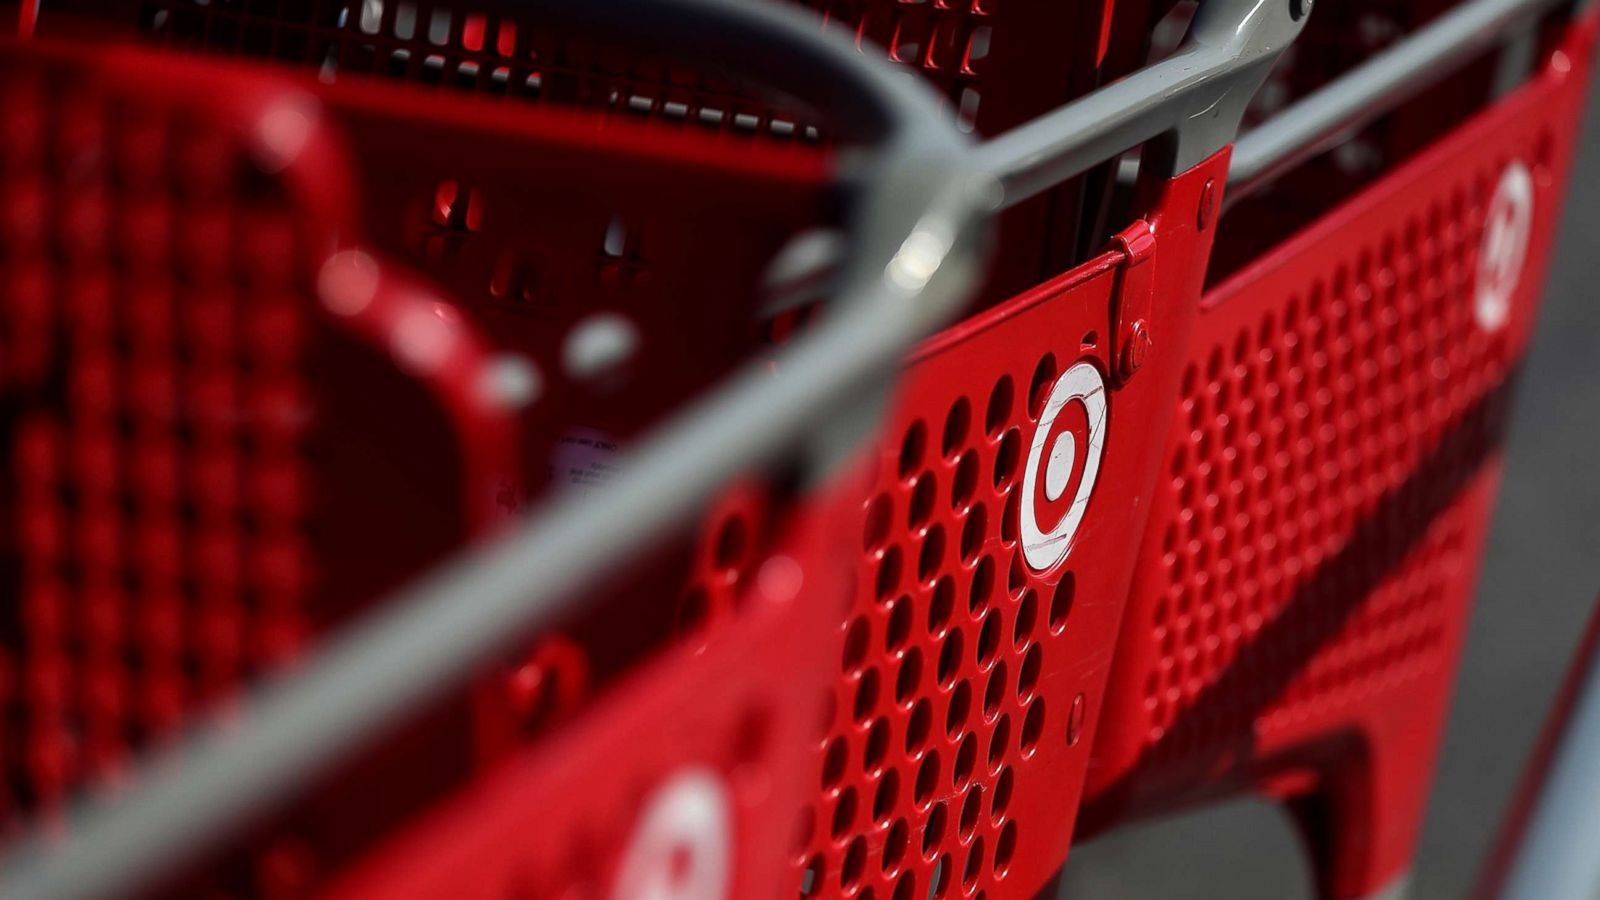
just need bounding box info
[1476,160,1534,333]
[1020,361,1107,572]
[611,769,731,900]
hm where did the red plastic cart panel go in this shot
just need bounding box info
[784,151,1230,900]
[317,475,847,900]
[1082,18,1596,900]
[0,41,520,826]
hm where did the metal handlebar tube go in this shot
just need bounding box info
[0,2,984,898]
[1228,0,1580,204]
[975,0,1309,207]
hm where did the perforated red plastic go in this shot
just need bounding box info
[0,29,860,883]
[319,484,846,900]
[779,152,1229,900]
[1082,17,1597,899]
[0,41,520,827]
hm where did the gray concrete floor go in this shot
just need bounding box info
[1057,68,1600,900]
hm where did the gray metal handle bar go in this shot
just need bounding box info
[0,1,1311,897]
[1228,0,1582,203]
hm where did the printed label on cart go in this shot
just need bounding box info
[611,768,731,900]
[1020,361,1107,572]
[552,429,621,496]
[1476,160,1534,332]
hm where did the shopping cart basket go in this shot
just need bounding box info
[23,0,1185,303]
[0,1,1310,898]
[0,0,991,895]
[107,2,1305,899]
[1081,2,1599,898]
[0,38,525,825]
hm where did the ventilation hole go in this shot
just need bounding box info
[994,821,1018,875]
[919,526,946,582]
[854,668,881,722]
[988,715,1011,769]
[877,546,903,600]
[986,377,1014,436]
[714,517,747,571]
[984,661,1007,718]
[1029,354,1058,418]
[1018,646,1042,700]
[601,216,630,257]
[864,495,893,551]
[900,422,927,479]
[915,752,940,807]
[992,767,1015,819]
[864,719,890,772]
[893,871,915,900]
[1001,493,1019,545]
[823,739,847,787]
[843,618,870,673]
[937,632,964,686]
[926,811,949,859]
[928,578,955,636]
[1013,592,1038,650]
[945,681,972,737]
[1049,572,1075,633]
[1021,699,1045,756]
[885,820,910,876]
[430,180,481,232]
[887,600,913,652]
[951,453,978,510]
[896,649,923,704]
[943,398,971,458]
[959,788,983,839]
[969,557,995,612]
[832,788,859,838]
[977,613,1000,667]
[993,429,1021,489]
[841,837,867,890]
[963,837,985,888]
[906,700,933,754]
[953,733,977,788]
[801,855,823,897]
[909,475,937,529]
[875,769,902,823]
[960,505,987,563]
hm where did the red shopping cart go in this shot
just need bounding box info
[0,0,990,895]
[0,39,523,825]
[1080,4,1599,899]
[256,3,1306,899]
[0,1,1309,898]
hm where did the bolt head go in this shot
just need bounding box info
[1120,320,1152,379]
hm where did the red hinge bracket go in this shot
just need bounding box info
[1108,219,1156,386]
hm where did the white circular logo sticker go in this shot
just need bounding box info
[1476,161,1534,332]
[1020,361,1107,572]
[611,769,732,900]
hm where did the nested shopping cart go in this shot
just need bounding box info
[0,0,1595,898]
[1081,2,1599,899]
[0,0,1310,898]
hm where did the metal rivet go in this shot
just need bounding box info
[1118,320,1152,381]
